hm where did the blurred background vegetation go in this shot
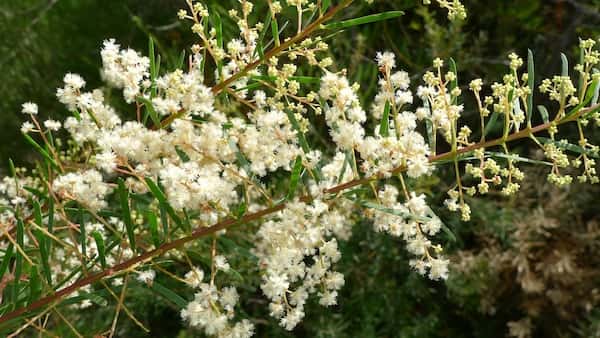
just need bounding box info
[1,0,600,337]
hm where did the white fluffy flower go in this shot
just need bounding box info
[184,267,205,288]
[53,170,111,211]
[428,257,449,280]
[43,119,62,131]
[376,51,396,69]
[152,70,215,117]
[181,283,254,337]
[64,73,86,89]
[21,102,38,115]
[390,71,410,90]
[95,151,118,173]
[238,109,301,176]
[158,162,239,221]
[254,200,349,330]
[101,39,150,103]
[136,269,156,284]
[214,255,230,272]
[20,121,34,134]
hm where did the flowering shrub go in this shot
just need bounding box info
[0,0,599,336]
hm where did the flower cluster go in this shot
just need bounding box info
[423,0,467,20]
[236,108,301,177]
[361,53,430,178]
[370,185,448,280]
[53,170,111,211]
[101,39,150,103]
[181,267,254,338]
[254,199,350,330]
[152,68,215,117]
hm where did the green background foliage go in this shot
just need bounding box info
[1,0,600,337]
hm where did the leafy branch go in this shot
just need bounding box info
[2,95,597,325]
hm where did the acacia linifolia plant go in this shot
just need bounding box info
[0,0,599,336]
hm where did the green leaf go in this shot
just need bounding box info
[441,223,457,243]
[235,82,262,92]
[13,218,24,309]
[358,201,429,223]
[54,265,84,292]
[592,69,600,105]
[0,244,13,285]
[159,204,169,237]
[175,146,190,163]
[118,178,136,252]
[527,49,535,126]
[33,229,52,285]
[212,11,224,76]
[254,11,272,59]
[271,16,280,47]
[224,267,245,282]
[138,96,161,128]
[538,137,599,158]
[182,208,192,232]
[324,11,404,31]
[560,53,569,77]
[151,281,187,308]
[321,0,331,12]
[176,50,186,69]
[84,292,109,307]
[32,199,43,228]
[236,200,247,220]
[149,37,156,80]
[538,105,550,123]
[584,80,598,104]
[449,58,458,105]
[47,197,54,253]
[147,211,161,248]
[28,266,41,304]
[584,78,599,104]
[422,95,435,149]
[380,101,391,137]
[92,231,106,268]
[485,152,553,166]
[566,78,599,118]
[23,186,45,200]
[286,156,304,200]
[229,139,252,174]
[483,111,500,138]
[156,54,162,80]
[337,150,352,184]
[63,292,109,307]
[22,133,60,171]
[288,76,321,84]
[8,158,16,177]
[217,235,256,262]
[148,37,160,99]
[145,177,183,228]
